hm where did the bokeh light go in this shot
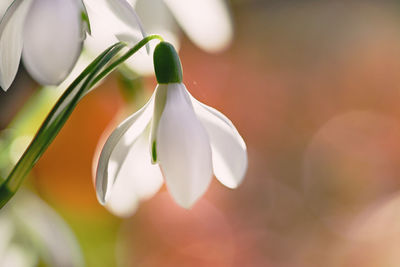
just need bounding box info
[3,0,400,266]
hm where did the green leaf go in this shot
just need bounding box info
[0,42,125,208]
[0,34,165,209]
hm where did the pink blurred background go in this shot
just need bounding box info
[3,0,400,266]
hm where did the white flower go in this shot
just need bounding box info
[82,0,147,66]
[83,0,233,75]
[0,0,89,91]
[133,0,233,52]
[95,42,247,216]
[0,192,83,267]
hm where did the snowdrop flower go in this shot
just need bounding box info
[84,0,233,75]
[0,0,90,91]
[0,192,83,267]
[95,42,247,215]
[83,0,147,64]
[134,0,233,52]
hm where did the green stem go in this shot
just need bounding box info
[0,34,163,208]
[90,34,164,86]
[0,43,125,208]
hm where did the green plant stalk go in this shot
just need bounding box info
[0,34,164,208]
[0,42,125,208]
[90,34,164,86]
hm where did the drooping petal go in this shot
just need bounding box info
[149,84,168,163]
[83,0,143,63]
[78,0,91,36]
[0,245,37,267]
[106,128,163,217]
[12,193,83,267]
[0,0,33,91]
[22,0,83,85]
[58,53,92,92]
[0,0,14,19]
[83,0,125,57]
[105,0,146,40]
[135,0,176,36]
[124,0,180,75]
[105,0,151,54]
[0,215,14,260]
[96,95,155,204]
[163,0,233,52]
[84,0,164,75]
[192,97,248,188]
[156,83,213,208]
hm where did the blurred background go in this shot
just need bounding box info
[3,0,400,266]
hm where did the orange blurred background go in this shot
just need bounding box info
[3,0,400,266]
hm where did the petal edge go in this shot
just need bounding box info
[157,83,213,208]
[22,0,83,85]
[192,96,248,188]
[96,96,154,204]
[0,0,33,91]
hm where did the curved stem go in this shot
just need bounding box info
[90,34,164,86]
[0,43,126,208]
[0,34,164,209]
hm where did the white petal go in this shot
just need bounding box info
[83,0,141,59]
[78,0,90,36]
[105,0,146,39]
[58,52,93,91]
[96,95,154,204]
[0,215,14,260]
[22,0,83,85]
[150,83,168,163]
[163,0,233,52]
[84,31,119,60]
[106,129,163,217]
[122,0,179,74]
[85,0,175,75]
[156,83,213,208]
[192,97,247,188]
[0,0,14,19]
[0,245,37,267]
[12,193,83,267]
[0,0,33,91]
[135,0,177,36]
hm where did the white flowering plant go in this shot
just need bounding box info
[0,0,247,216]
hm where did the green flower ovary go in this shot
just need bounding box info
[153,42,183,84]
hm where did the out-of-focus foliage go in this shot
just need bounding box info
[3,0,400,266]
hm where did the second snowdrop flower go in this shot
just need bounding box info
[0,0,89,91]
[96,42,247,215]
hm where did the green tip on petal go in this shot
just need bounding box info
[152,140,157,163]
[153,42,182,84]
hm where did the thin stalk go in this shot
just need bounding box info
[0,34,164,209]
[91,34,164,86]
[0,43,125,208]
